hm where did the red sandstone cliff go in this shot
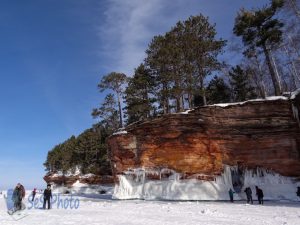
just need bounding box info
[108,92,300,182]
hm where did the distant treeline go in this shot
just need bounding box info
[44,124,111,175]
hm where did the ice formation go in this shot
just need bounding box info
[292,104,299,127]
[113,166,300,201]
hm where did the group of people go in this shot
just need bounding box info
[11,183,53,212]
[228,186,264,204]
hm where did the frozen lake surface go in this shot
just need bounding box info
[0,193,299,225]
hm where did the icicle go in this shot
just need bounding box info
[292,104,300,127]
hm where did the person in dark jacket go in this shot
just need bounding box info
[12,183,25,211]
[12,184,22,210]
[43,184,52,209]
[255,186,264,205]
[229,188,234,203]
[32,188,37,201]
[244,187,253,204]
[297,187,300,198]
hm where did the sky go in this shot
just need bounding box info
[0,0,269,190]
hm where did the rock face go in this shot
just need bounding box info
[43,173,114,187]
[108,94,300,184]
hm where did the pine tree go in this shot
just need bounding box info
[165,27,186,112]
[206,76,231,104]
[92,93,119,132]
[182,15,226,105]
[233,0,284,95]
[97,72,128,127]
[228,65,257,102]
[145,14,226,111]
[146,35,172,114]
[124,64,155,124]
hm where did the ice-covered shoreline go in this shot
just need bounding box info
[113,166,300,201]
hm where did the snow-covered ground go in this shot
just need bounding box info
[0,192,299,225]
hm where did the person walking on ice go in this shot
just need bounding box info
[43,184,52,209]
[255,186,264,205]
[244,187,253,204]
[12,183,25,211]
[32,188,37,201]
[229,188,235,202]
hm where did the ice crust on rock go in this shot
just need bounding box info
[113,166,300,201]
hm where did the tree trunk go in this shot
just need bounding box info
[144,88,151,118]
[188,93,193,109]
[259,80,267,98]
[200,78,207,106]
[117,92,123,127]
[181,95,185,110]
[163,96,169,114]
[253,53,267,98]
[262,44,282,95]
[162,83,169,114]
[198,67,207,106]
[202,88,207,106]
[176,97,180,112]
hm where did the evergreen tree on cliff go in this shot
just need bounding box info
[146,35,172,114]
[92,93,119,132]
[228,65,257,102]
[146,14,226,111]
[96,72,128,127]
[233,0,284,95]
[181,15,226,106]
[206,76,231,104]
[124,64,156,124]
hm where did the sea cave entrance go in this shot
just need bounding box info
[231,166,244,193]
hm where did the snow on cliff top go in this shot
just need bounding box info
[212,96,288,108]
[50,167,81,177]
[112,128,128,136]
[49,167,96,178]
[177,96,288,114]
[291,88,300,99]
[181,89,300,112]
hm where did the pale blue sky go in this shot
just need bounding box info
[0,0,269,190]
